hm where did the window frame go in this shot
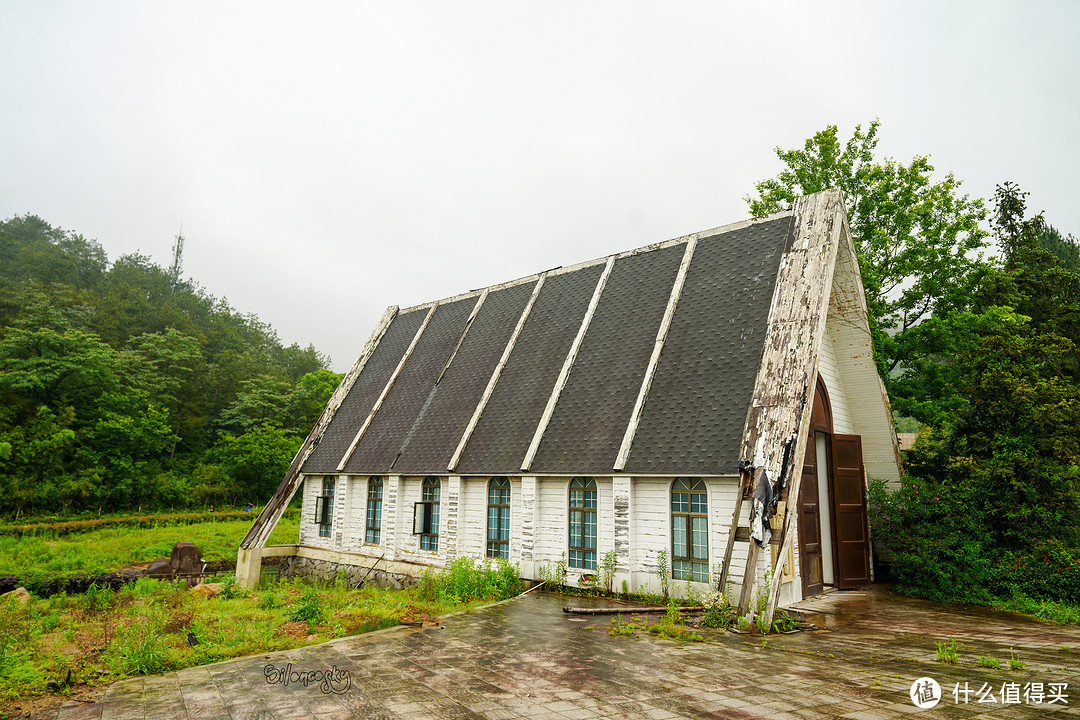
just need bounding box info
[365,475,383,545]
[568,476,597,569]
[316,475,335,538]
[413,476,441,552]
[671,477,708,582]
[486,476,511,560]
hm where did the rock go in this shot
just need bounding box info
[145,557,174,579]
[2,586,31,603]
[192,583,222,598]
[170,541,202,576]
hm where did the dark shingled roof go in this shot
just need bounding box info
[530,243,684,474]
[390,282,534,474]
[301,308,426,472]
[455,264,605,474]
[342,298,475,472]
[624,217,790,474]
[302,213,793,476]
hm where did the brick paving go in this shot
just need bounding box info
[34,587,1080,719]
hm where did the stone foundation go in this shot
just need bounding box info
[279,555,418,590]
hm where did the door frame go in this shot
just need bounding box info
[798,377,833,598]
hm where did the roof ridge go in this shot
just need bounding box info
[396,209,794,314]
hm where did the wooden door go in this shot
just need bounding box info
[798,431,824,597]
[832,434,871,588]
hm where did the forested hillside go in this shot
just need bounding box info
[0,215,342,518]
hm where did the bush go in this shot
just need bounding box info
[287,586,324,629]
[993,541,1080,604]
[870,474,1080,606]
[418,557,521,604]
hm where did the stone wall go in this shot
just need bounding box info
[278,555,417,590]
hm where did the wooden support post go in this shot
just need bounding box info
[731,189,847,615]
[238,305,398,563]
[718,469,749,592]
[448,274,545,471]
[614,237,697,470]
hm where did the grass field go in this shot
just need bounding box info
[0,552,523,707]
[0,513,300,580]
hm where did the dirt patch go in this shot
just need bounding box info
[3,685,104,719]
[398,605,439,625]
[274,621,311,639]
[163,611,193,633]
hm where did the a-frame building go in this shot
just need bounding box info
[237,189,901,615]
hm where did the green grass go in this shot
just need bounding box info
[0,576,461,703]
[993,595,1080,625]
[0,514,300,581]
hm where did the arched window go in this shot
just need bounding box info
[365,476,383,545]
[569,477,597,569]
[487,476,511,559]
[671,477,708,582]
[417,476,441,551]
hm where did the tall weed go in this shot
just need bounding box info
[418,557,521,604]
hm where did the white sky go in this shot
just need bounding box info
[2,1,1077,372]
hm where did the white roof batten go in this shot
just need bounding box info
[520,255,615,472]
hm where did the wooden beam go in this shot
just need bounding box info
[718,469,749,592]
[240,304,398,550]
[613,237,697,471]
[335,302,439,472]
[448,274,546,472]
[763,194,852,627]
[732,189,846,617]
[521,256,614,471]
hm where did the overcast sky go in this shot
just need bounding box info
[2,1,1076,372]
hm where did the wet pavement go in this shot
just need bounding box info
[36,587,1080,719]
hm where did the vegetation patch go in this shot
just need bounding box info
[0,513,299,594]
[0,558,521,705]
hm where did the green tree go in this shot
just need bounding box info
[746,120,988,378]
[873,183,1080,604]
[216,374,295,432]
[288,369,343,433]
[1036,224,1080,270]
[211,424,302,501]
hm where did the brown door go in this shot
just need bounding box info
[832,434,871,588]
[798,431,824,597]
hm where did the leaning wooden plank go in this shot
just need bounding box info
[717,468,749,591]
[335,301,439,472]
[563,606,704,615]
[613,237,697,470]
[521,256,614,471]
[448,274,546,471]
[240,305,399,550]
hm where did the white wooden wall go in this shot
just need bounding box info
[295,472,751,599]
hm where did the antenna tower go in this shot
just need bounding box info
[169,224,185,293]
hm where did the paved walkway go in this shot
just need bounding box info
[38,588,1080,719]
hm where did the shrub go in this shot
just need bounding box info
[418,557,521,604]
[287,586,324,629]
[600,549,617,594]
[701,587,733,629]
[108,614,170,675]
